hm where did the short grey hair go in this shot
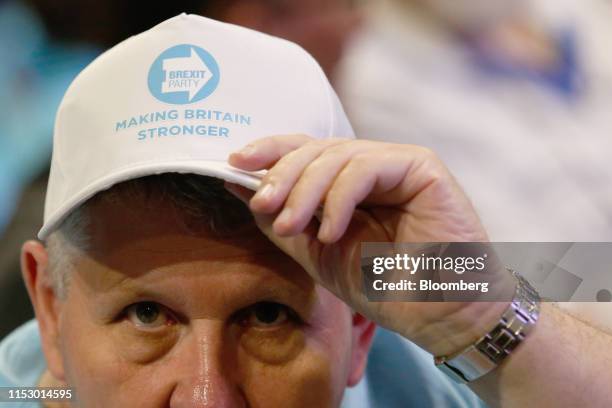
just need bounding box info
[45,174,253,299]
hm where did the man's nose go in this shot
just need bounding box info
[169,323,245,408]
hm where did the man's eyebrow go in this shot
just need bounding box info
[88,265,316,312]
[88,279,196,321]
[246,276,315,303]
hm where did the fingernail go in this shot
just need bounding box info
[318,217,332,241]
[275,207,293,227]
[236,144,256,157]
[253,183,275,202]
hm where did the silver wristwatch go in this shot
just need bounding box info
[435,270,540,383]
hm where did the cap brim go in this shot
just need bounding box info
[37,160,263,240]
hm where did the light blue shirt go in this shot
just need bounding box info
[0,320,487,407]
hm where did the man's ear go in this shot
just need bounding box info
[347,313,376,387]
[20,240,66,381]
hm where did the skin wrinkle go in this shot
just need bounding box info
[84,224,282,282]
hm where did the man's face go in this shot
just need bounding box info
[47,197,368,407]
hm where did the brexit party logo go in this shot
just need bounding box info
[148,44,220,104]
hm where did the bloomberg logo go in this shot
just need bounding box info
[148,44,220,104]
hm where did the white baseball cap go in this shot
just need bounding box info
[38,13,354,240]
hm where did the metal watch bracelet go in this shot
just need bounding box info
[434,270,541,383]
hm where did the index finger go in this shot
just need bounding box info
[228,134,315,171]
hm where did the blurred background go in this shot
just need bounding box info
[1,0,611,338]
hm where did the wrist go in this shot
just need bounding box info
[433,271,541,383]
[418,300,511,357]
[412,259,518,357]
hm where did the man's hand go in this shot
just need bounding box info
[227,135,612,407]
[227,135,506,357]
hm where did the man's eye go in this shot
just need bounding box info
[126,302,173,328]
[246,302,293,328]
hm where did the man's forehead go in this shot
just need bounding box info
[85,189,267,255]
[60,178,320,304]
[75,242,310,295]
[71,246,317,321]
[69,201,313,292]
